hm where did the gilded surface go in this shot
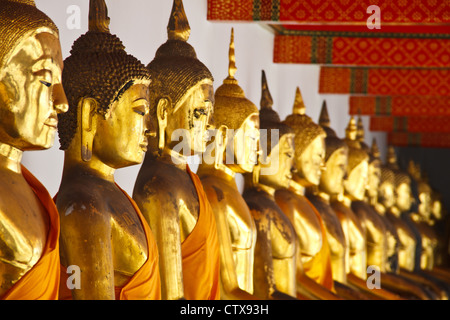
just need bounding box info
[0,0,67,298]
[197,28,258,300]
[133,0,215,300]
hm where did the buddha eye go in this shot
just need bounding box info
[194,108,207,119]
[40,80,52,88]
[133,105,147,116]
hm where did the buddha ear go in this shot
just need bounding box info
[156,97,169,151]
[214,125,228,170]
[79,97,98,162]
[0,80,14,112]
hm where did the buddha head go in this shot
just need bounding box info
[343,116,370,201]
[386,146,413,212]
[282,89,326,187]
[317,101,348,196]
[257,71,294,190]
[0,0,68,151]
[379,166,396,209]
[356,114,370,154]
[408,160,432,220]
[367,138,382,200]
[147,0,214,157]
[431,191,443,221]
[58,0,152,168]
[212,29,259,173]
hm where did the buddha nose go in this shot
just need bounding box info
[53,83,69,114]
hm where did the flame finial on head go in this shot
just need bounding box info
[371,138,380,159]
[292,86,306,115]
[167,0,190,42]
[226,28,237,82]
[260,70,273,110]
[386,145,399,169]
[345,116,358,141]
[356,114,365,143]
[89,0,110,33]
[319,100,330,127]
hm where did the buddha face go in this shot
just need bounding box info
[94,83,150,168]
[0,31,68,150]
[379,181,395,209]
[418,189,431,220]
[259,133,294,190]
[344,160,369,201]
[396,182,412,212]
[228,113,260,173]
[320,147,348,195]
[367,162,381,199]
[296,135,326,186]
[431,199,442,220]
[167,82,214,155]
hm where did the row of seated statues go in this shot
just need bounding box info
[1,0,449,300]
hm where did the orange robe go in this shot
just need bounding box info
[2,166,60,300]
[57,186,161,300]
[182,165,220,300]
[302,198,335,292]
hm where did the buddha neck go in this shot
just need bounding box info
[0,141,23,174]
[341,194,352,208]
[144,147,187,171]
[256,182,276,198]
[197,162,237,186]
[390,206,402,218]
[63,154,116,183]
[288,179,305,196]
[318,191,331,203]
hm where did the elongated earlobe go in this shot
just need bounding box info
[214,125,228,170]
[157,98,169,151]
[252,164,261,185]
[80,98,97,162]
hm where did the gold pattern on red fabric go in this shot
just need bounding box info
[388,132,450,148]
[207,0,450,24]
[320,67,450,96]
[370,116,450,133]
[349,96,450,116]
[274,35,450,68]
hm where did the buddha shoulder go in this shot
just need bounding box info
[0,173,48,270]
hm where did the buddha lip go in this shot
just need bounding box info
[44,117,58,128]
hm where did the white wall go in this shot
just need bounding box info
[27,0,386,196]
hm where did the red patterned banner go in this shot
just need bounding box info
[349,96,450,116]
[207,0,450,24]
[388,132,450,148]
[319,67,450,96]
[274,35,450,67]
[370,116,450,133]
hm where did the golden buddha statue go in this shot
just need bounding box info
[429,191,450,269]
[383,148,446,299]
[132,0,220,300]
[197,29,259,300]
[275,90,341,300]
[383,148,418,273]
[352,135,389,274]
[303,102,374,299]
[55,0,161,300]
[375,164,435,299]
[242,70,298,300]
[334,116,368,281]
[408,161,439,271]
[0,0,68,299]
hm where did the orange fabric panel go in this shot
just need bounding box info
[2,166,60,300]
[182,166,221,300]
[301,197,335,292]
